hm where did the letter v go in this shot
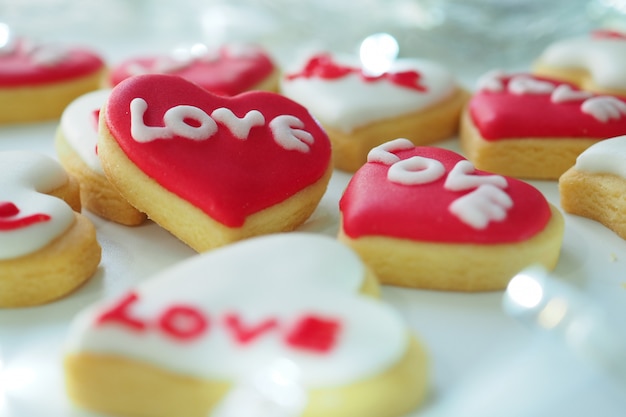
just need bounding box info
[223,313,278,344]
[211,108,265,140]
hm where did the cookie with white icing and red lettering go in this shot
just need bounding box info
[0,35,105,124]
[64,233,427,417]
[98,73,332,251]
[0,151,101,307]
[338,139,564,291]
[107,43,279,96]
[560,135,626,239]
[280,52,468,172]
[55,89,147,226]
[533,30,626,96]
[460,71,626,179]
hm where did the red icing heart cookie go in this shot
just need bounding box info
[461,72,626,179]
[338,139,564,291]
[99,74,332,251]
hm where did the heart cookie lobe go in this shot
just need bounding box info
[338,141,564,291]
[99,74,332,251]
[64,233,428,417]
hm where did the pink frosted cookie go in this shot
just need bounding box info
[55,89,147,226]
[0,151,101,307]
[64,233,427,417]
[0,35,105,124]
[338,139,564,291]
[533,29,626,96]
[97,74,332,251]
[107,44,279,96]
[280,52,468,172]
[560,135,626,239]
[460,71,626,179]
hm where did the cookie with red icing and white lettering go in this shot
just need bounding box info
[107,43,279,96]
[0,151,101,307]
[280,52,468,172]
[64,233,427,417]
[560,135,626,239]
[460,71,626,179]
[533,30,626,96]
[55,89,147,226]
[0,35,105,124]
[338,139,564,291]
[98,74,332,251]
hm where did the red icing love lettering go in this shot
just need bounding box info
[0,38,104,87]
[470,73,626,140]
[0,201,51,231]
[105,74,331,227]
[95,291,341,353]
[286,53,427,92]
[340,145,550,243]
[108,45,275,96]
[591,29,626,41]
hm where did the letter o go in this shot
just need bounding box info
[158,305,208,341]
[164,105,218,141]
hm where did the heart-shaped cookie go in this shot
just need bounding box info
[461,72,626,179]
[108,44,278,96]
[339,139,564,291]
[64,233,427,417]
[99,74,332,251]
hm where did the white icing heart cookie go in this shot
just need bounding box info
[98,74,333,251]
[560,135,626,239]
[338,140,564,291]
[533,30,626,96]
[55,89,147,226]
[0,151,101,307]
[64,233,428,417]
[280,52,468,171]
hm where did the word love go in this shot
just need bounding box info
[96,292,341,354]
[130,98,315,153]
[368,139,513,229]
[0,37,67,66]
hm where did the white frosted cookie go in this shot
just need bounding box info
[64,233,427,417]
[560,135,626,239]
[55,89,147,226]
[0,151,101,307]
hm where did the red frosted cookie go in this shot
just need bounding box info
[64,233,427,417]
[106,43,279,96]
[338,139,564,291]
[0,34,105,124]
[460,71,626,179]
[98,74,332,251]
[0,151,101,307]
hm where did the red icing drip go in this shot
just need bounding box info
[159,305,208,341]
[0,201,51,231]
[223,313,278,344]
[96,292,147,332]
[109,46,275,96]
[469,74,626,140]
[285,315,340,353]
[591,29,626,40]
[286,53,428,92]
[105,74,331,227]
[0,39,104,87]
[0,202,19,217]
[340,147,551,244]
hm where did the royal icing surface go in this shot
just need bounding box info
[574,135,626,178]
[65,233,407,387]
[108,44,275,96]
[105,74,331,228]
[340,142,551,243]
[470,73,626,140]
[0,38,103,87]
[537,30,626,91]
[280,53,456,133]
[0,151,75,259]
[61,89,111,174]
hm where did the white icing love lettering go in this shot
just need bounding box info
[387,156,445,185]
[581,96,626,122]
[367,138,414,165]
[476,69,506,92]
[550,84,593,103]
[444,160,508,191]
[96,291,340,353]
[508,75,555,95]
[130,98,314,152]
[449,184,513,229]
